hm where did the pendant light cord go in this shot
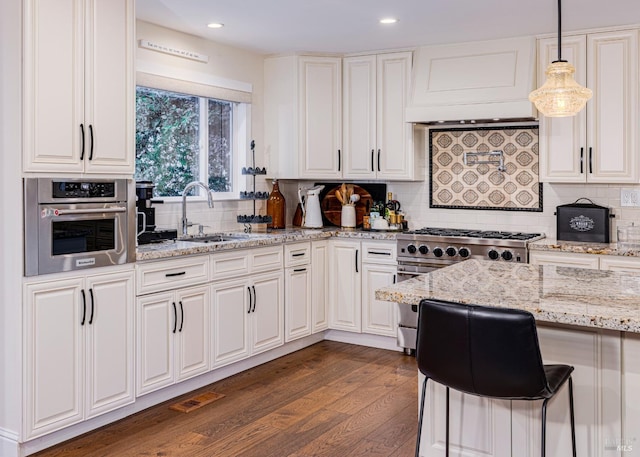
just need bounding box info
[554,0,566,63]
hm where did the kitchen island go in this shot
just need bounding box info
[376,259,640,457]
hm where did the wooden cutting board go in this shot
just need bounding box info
[321,184,373,227]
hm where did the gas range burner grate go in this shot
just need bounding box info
[407,227,542,241]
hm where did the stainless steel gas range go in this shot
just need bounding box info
[395,227,544,354]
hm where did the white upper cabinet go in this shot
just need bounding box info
[264,55,342,179]
[343,52,421,181]
[23,0,135,174]
[539,29,639,183]
[299,56,342,179]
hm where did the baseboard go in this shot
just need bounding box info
[0,431,21,457]
[324,330,403,352]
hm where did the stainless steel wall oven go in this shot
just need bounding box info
[24,178,135,276]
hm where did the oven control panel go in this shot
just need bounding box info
[52,181,116,199]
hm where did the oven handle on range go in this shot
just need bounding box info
[41,206,128,217]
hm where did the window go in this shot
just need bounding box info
[135,86,245,199]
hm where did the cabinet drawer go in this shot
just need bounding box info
[361,241,397,264]
[250,245,284,273]
[211,245,283,281]
[284,242,311,267]
[599,256,640,272]
[211,250,250,281]
[137,256,209,295]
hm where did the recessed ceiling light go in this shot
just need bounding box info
[207,22,224,29]
[379,18,398,25]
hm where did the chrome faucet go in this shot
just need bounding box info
[181,181,214,236]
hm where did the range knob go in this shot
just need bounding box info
[418,245,429,255]
[458,247,470,258]
[446,247,457,257]
[501,250,513,261]
[407,244,417,254]
[488,249,500,260]
[433,247,444,257]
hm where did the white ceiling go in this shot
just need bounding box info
[136,0,640,55]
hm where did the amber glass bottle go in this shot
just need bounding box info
[267,179,286,229]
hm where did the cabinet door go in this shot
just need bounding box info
[343,55,377,179]
[538,35,587,183]
[85,271,134,418]
[311,241,329,333]
[587,29,638,183]
[329,240,362,332]
[23,0,85,172]
[83,0,135,174]
[362,264,397,337]
[175,286,210,381]
[24,278,84,438]
[211,279,250,367]
[377,52,414,180]
[529,251,599,269]
[136,292,175,396]
[298,56,342,179]
[251,272,285,354]
[285,266,312,342]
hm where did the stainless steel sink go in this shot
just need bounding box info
[180,233,250,243]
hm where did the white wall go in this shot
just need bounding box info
[0,0,24,449]
[136,20,269,233]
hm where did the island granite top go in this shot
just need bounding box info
[375,259,640,333]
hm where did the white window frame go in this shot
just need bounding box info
[135,71,252,202]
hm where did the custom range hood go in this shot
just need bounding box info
[406,36,538,124]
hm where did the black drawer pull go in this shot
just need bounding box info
[294,268,307,273]
[178,301,184,332]
[172,302,177,333]
[579,147,584,174]
[377,149,381,172]
[165,271,186,278]
[368,251,391,256]
[247,287,252,314]
[355,249,359,273]
[88,288,95,325]
[292,252,305,257]
[338,149,341,171]
[251,285,257,313]
[80,289,87,326]
[88,124,94,160]
[589,147,593,174]
[80,124,85,161]
[371,149,375,172]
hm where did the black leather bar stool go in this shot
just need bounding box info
[415,299,577,457]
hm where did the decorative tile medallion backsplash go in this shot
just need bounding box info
[429,125,542,212]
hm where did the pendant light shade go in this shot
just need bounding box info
[528,0,592,117]
[529,61,592,117]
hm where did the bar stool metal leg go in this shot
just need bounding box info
[541,398,550,457]
[415,378,429,457]
[568,377,577,457]
[445,387,450,457]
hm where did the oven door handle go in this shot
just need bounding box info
[42,206,128,217]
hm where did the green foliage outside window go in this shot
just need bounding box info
[135,86,234,197]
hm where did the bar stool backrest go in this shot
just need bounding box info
[416,299,551,399]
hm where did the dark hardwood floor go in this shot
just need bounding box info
[33,341,418,457]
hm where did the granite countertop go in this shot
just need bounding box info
[529,238,640,257]
[137,227,400,261]
[375,258,640,333]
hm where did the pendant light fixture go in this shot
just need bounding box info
[529,0,592,117]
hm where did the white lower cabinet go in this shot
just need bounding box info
[136,285,210,396]
[329,239,362,332]
[530,250,640,272]
[285,243,312,342]
[212,271,284,368]
[311,240,329,333]
[362,263,397,337]
[329,239,397,336]
[24,269,134,439]
[529,251,599,269]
